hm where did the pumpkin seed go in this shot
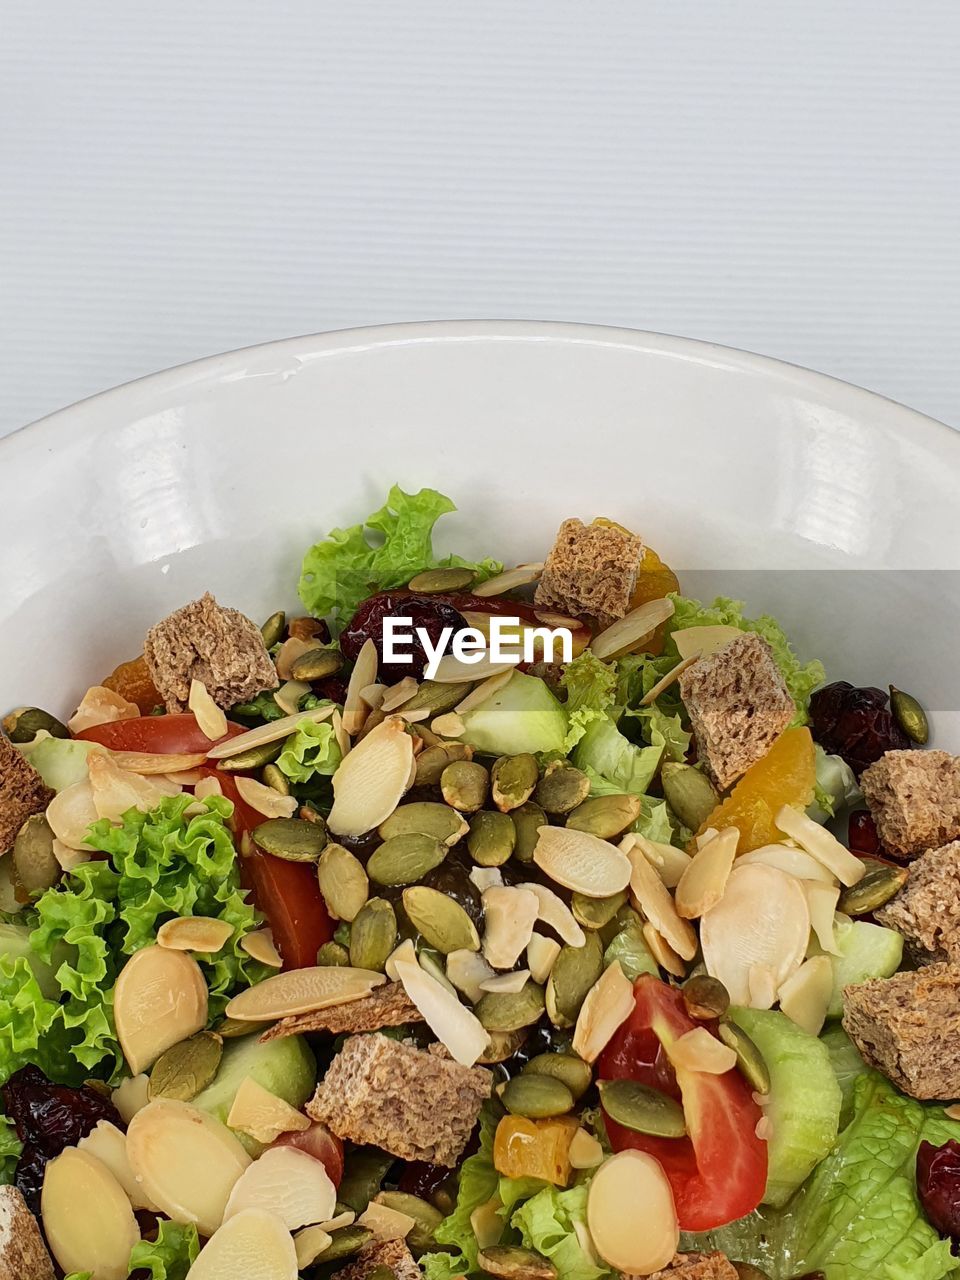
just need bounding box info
[838,860,908,915]
[502,1074,574,1119]
[467,811,517,867]
[12,814,60,897]
[491,755,540,813]
[402,886,480,954]
[404,680,474,717]
[545,933,604,1028]
[511,802,547,862]
[571,890,627,931]
[682,974,731,1021]
[148,1031,222,1102]
[374,1191,443,1253]
[661,763,719,831]
[889,685,929,745]
[291,647,344,681]
[316,842,369,921]
[535,764,590,815]
[408,567,476,592]
[213,1016,271,1038]
[260,611,286,649]
[2,706,70,742]
[522,1052,592,1100]
[337,1149,395,1213]
[718,1021,772,1095]
[316,1226,375,1263]
[349,898,398,972]
[217,738,284,771]
[475,981,546,1032]
[253,816,328,862]
[440,760,490,812]
[477,1029,528,1063]
[260,763,290,795]
[566,794,642,839]
[316,941,350,966]
[597,1078,687,1138]
[378,802,468,846]
[367,833,449,886]
[415,743,473,786]
[477,1245,558,1280]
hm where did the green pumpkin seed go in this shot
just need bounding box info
[890,685,929,745]
[440,760,490,812]
[12,815,59,898]
[477,1245,558,1280]
[374,1191,443,1253]
[253,816,327,862]
[597,1078,687,1138]
[502,1074,574,1119]
[661,762,718,831]
[149,1032,223,1102]
[467,810,517,867]
[218,739,284,771]
[522,1052,592,1100]
[407,567,476,592]
[316,941,350,967]
[566,794,642,839]
[316,1226,375,1263]
[349,898,398,972]
[291,646,344,681]
[511,802,547,862]
[545,933,603,1028]
[535,764,590,815]
[491,754,540,813]
[378,802,468,846]
[2,707,71,743]
[336,1150,395,1213]
[476,981,546,1032]
[367,833,449,886]
[571,890,627,930]
[477,1029,528,1063]
[402,886,479,954]
[838,861,908,915]
[719,1021,772,1095]
[404,681,474,718]
[682,974,731,1021]
[260,611,286,649]
[260,763,290,795]
[316,843,369,921]
[212,1016,271,1038]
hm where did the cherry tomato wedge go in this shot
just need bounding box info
[273,1122,344,1187]
[75,713,244,755]
[598,975,766,1231]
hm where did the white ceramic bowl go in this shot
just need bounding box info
[2,321,958,744]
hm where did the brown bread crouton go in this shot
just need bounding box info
[678,632,795,791]
[331,1238,420,1280]
[842,963,960,1099]
[876,840,960,963]
[143,592,279,712]
[306,1033,492,1166]
[0,1185,56,1280]
[0,735,53,855]
[860,749,960,859]
[535,518,643,627]
[260,981,423,1041]
[648,1253,739,1279]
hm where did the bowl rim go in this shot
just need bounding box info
[4,318,956,454]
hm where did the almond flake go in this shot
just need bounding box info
[481,886,540,970]
[944,1104,960,1121]
[674,826,739,919]
[624,841,697,960]
[357,1200,416,1242]
[240,928,283,968]
[52,835,91,871]
[738,843,837,886]
[167,768,207,786]
[748,964,779,1010]
[327,716,415,837]
[469,866,503,893]
[444,949,495,1004]
[589,597,675,661]
[672,624,742,662]
[696,827,720,849]
[533,826,632,899]
[108,750,209,775]
[667,1027,737,1075]
[470,564,545,597]
[157,915,234,954]
[642,923,686,978]
[381,677,419,712]
[318,1210,357,1232]
[454,669,515,716]
[343,639,380,735]
[88,752,181,824]
[572,961,635,1063]
[774,806,866,887]
[568,1127,604,1169]
[224,1145,336,1231]
[804,881,842,955]
[533,609,585,630]
[359,683,387,710]
[185,1209,298,1280]
[517,881,586,947]
[625,832,692,889]
[478,969,531,994]
[41,1146,141,1280]
[77,1120,159,1211]
[587,1150,679,1276]
[526,934,562,984]
[431,712,466,738]
[226,1077,310,1145]
[294,1226,333,1269]
[189,679,229,741]
[778,955,833,1035]
[397,705,431,723]
[194,775,224,802]
[638,653,701,706]
[112,1074,151,1125]
[274,679,312,717]
[234,776,298,820]
[331,707,350,757]
[470,1196,504,1250]
[430,654,517,684]
[756,1116,773,1141]
[275,636,315,681]
[225,966,385,1021]
[393,959,490,1066]
[114,946,208,1074]
[206,704,336,760]
[385,938,419,981]
[67,685,140,734]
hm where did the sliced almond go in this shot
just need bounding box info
[625,832,692,890]
[431,712,466,739]
[638,653,701,706]
[331,707,350,758]
[327,716,415,836]
[533,826,632,899]
[478,969,531,994]
[667,1027,738,1075]
[778,955,833,1035]
[194,775,224,802]
[393,959,490,1066]
[481,886,540,970]
[359,683,387,710]
[52,835,91,871]
[236,775,299,820]
[533,609,585,630]
[185,1208,298,1280]
[774,806,866,887]
[294,1226,333,1269]
[642,923,686,978]
[167,768,207,786]
[240,928,283,968]
[516,881,586,947]
[357,1199,416,1242]
[568,1127,604,1169]
[454,669,515,716]
[381,677,419,712]
[748,963,779,1010]
[227,1077,310,1145]
[469,1196,504,1250]
[944,1104,960,1122]
[318,1210,356,1232]
[572,961,635,1063]
[112,1073,151,1125]
[108,750,209,775]
[672,624,742,662]
[804,881,842,955]
[157,915,234,954]
[225,966,385,1021]
[430,654,517,684]
[624,842,698,960]
[275,636,315,681]
[41,1147,141,1280]
[446,948,498,1003]
[589,597,675,661]
[526,934,562,985]
[114,945,208,1074]
[67,685,139,734]
[696,827,720,849]
[587,1150,679,1276]
[343,638,380,735]
[469,865,503,893]
[674,826,739,920]
[470,564,545,597]
[206,704,336,761]
[189,679,229,741]
[274,679,312,717]
[88,752,181,823]
[77,1120,159,1211]
[385,938,419,982]
[738,843,837,886]
[224,1145,336,1231]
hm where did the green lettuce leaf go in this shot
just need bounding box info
[276,715,341,783]
[809,746,861,824]
[0,1112,21,1184]
[299,484,501,623]
[64,1221,201,1280]
[572,718,662,798]
[626,703,691,763]
[426,1103,501,1278]
[560,652,617,753]
[512,1183,612,1280]
[616,652,684,718]
[631,795,683,845]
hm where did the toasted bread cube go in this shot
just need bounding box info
[650,1254,739,1279]
[332,1238,420,1280]
[0,735,54,856]
[0,1185,56,1280]
[260,981,423,1041]
[860,749,960,859]
[876,840,960,964]
[534,518,643,627]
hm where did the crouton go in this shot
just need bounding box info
[875,840,960,964]
[260,981,423,1041]
[842,963,960,1099]
[0,1185,55,1280]
[306,1032,492,1166]
[331,1238,420,1280]
[0,735,53,855]
[649,1254,739,1280]
[143,592,279,712]
[860,750,960,859]
[677,632,795,790]
[535,518,643,627]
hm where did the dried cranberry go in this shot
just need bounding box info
[848,810,880,855]
[918,1139,960,1242]
[808,681,910,777]
[340,591,469,682]
[397,1158,455,1202]
[313,674,349,706]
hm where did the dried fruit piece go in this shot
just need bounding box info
[493,1114,579,1184]
[224,1144,336,1230]
[917,1139,960,1243]
[533,827,632,899]
[572,961,635,1063]
[586,1150,679,1275]
[808,680,909,776]
[328,716,415,836]
[226,966,385,1020]
[186,1208,298,1280]
[393,959,490,1066]
[114,945,208,1074]
[41,1147,141,1280]
[102,654,162,714]
[227,1077,310,1144]
[157,916,234,953]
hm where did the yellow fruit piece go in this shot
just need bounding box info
[493,1115,579,1186]
[103,655,161,715]
[693,727,816,853]
[592,521,680,657]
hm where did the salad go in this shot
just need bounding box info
[1,484,958,1280]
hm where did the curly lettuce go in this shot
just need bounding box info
[512,1183,611,1280]
[424,1103,501,1279]
[560,651,617,754]
[276,715,341,784]
[65,1220,200,1280]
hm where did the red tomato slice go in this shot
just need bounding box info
[76,712,244,754]
[598,975,766,1231]
[273,1122,344,1187]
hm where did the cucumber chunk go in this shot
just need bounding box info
[828,916,903,1018]
[820,1024,869,1128]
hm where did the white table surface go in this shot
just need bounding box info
[2,0,959,437]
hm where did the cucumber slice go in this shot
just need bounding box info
[828,917,903,1018]
[731,1006,841,1208]
[820,1025,869,1128]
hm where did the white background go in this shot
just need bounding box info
[2,0,959,437]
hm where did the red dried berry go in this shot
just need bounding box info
[918,1139,960,1242]
[340,591,469,682]
[809,681,910,777]
[848,810,880,855]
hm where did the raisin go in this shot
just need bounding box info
[340,591,469,682]
[313,674,350,706]
[848,810,880,855]
[808,681,910,777]
[918,1139,960,1242]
